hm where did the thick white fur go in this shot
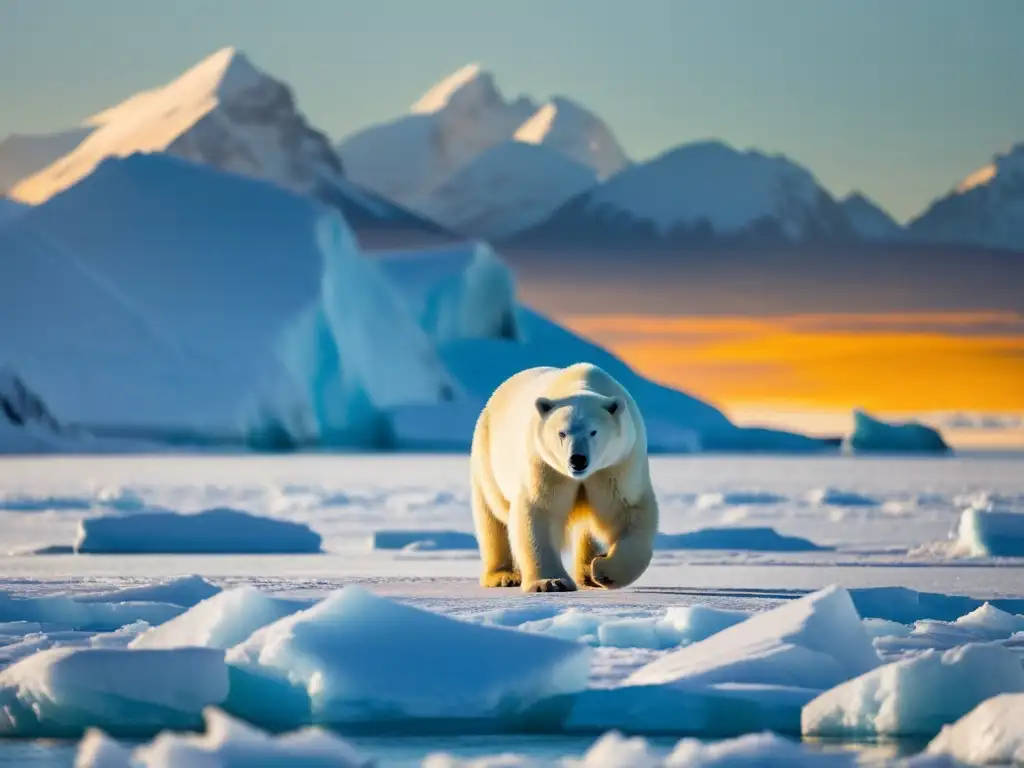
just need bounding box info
[470,362,659,593]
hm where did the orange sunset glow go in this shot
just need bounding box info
[562,312,1024,415]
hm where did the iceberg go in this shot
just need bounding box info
[130,587,308,650]
[625,586,880,691]
[802,642,1024,738]
[370,240,520,343]
[0,646,228,737]
[845,409,951,454]
[76,707,372,768]
[225,585,591,730]
[1,154,460,449]
[74,507,323,554]
[925,693,1024,766]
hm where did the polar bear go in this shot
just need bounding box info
[470,362,659,593]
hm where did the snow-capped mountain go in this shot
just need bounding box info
[841,192,903,241]
[513,96,629,180]
[413,141,599,239]
[2,48,455,246]
[906,143,1024,251]
[339,64,539,211]
[9,47,344,204]
[336,64,631,233]
[508,140,854,246]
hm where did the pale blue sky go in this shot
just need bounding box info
[1,0,1022,221]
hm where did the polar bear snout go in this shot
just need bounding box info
[569,453,589,473]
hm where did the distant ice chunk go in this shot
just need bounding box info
[74,507,323,554]
[807,488,880,507]
[370,529,478,551]
[225,585,591,729]
[76,707,372,768]
[802,642,1024,738]
[371,240,520,342]
[696,491,787,509]
[951,504,1024,557]
[0,646,228,737]
[925,693,1024,766]
[130,587,308,651]
[370,526,827,555]
[656,527,829,552]
[845,409,950,454]
[626,586,880,691]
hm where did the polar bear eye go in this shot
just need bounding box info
[590,430,597,437]
[557,431,566,440]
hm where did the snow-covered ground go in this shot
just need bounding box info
[0,452,1022,766]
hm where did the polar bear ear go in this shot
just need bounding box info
[535,397,555,417]
[604,397,623,416]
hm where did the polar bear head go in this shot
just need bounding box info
[534,393,635,480]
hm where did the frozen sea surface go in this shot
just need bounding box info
[0,452,1022,766]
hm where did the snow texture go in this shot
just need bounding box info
[225,585,591,729]
[846,410,950,454]
[925,693,1024,766]
[802,642,1024,738]
[76,707,372,768]
[9,47,345,204]
[414,140,598,238]
[370,240,520,343]
[129,588,307,651]
[0,646,229,737]
[74,508,323,554]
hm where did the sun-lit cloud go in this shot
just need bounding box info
[559,312,1024,413]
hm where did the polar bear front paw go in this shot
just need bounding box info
[589,557,617,589]
[481,570,522,588]
[524,577,577,593]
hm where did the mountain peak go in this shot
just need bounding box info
[514,95,629,179]
[410,63,494,114]
[169,46,265,101]
[840,191,902,241]
[955,142,1024,194]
